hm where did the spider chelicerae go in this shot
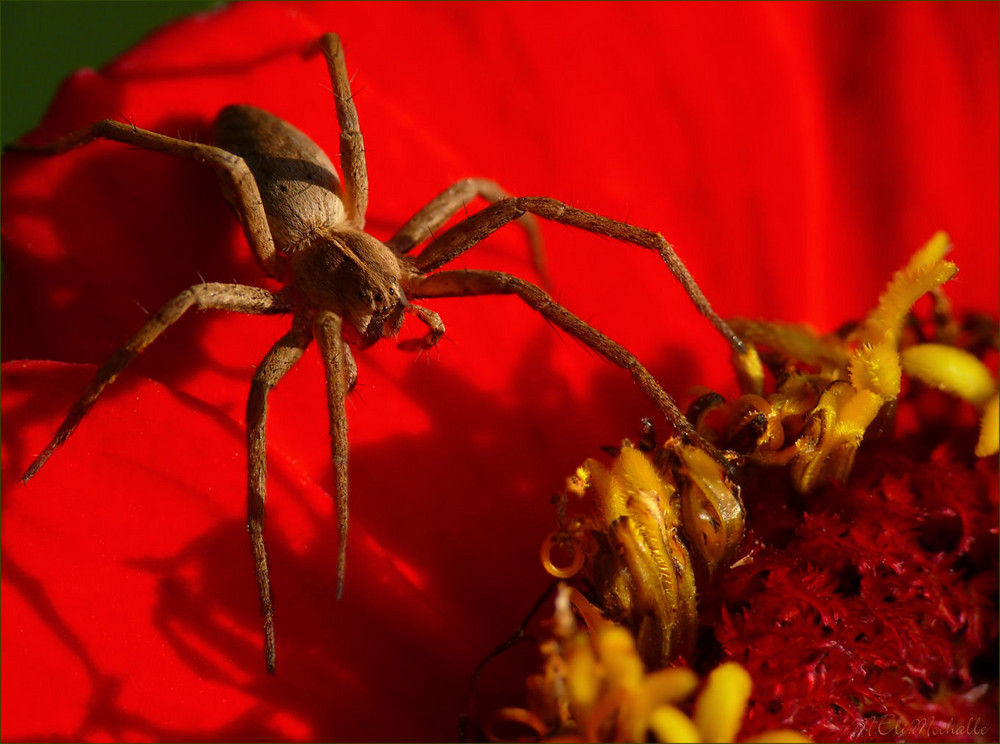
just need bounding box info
[13,33,757,673]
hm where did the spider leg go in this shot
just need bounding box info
[22,283,292,483]
[313,312,352,599]
[246,310,313,674]
[6,121,282,279]
[320,33,368,228]
[343,342,359,392]
[387,178,547,284]
[413,196,763,394]
[408,270,725,460]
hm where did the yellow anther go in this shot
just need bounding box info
[566,634,601,709]
[614,445,672,507]
[675,443,745,571]
[587,457,628,527]
[650,704,702,743]
[693,661,754,743]
[597,625,646,691]
[642,667,701,707]
[976,394,999,458]
[901,343,997,406]
[732,343,765,396]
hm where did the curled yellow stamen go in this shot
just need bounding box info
[541,531,585,579]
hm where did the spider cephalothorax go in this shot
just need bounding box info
[292,226,409,346]
[12,34,761,673]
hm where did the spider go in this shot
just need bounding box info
[12,33,759,674]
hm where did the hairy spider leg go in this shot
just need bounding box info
[313,313,352,607]
[387,177,548,285]
[6,121,282,279]
[247,310,314,674]
[22,283,292,482]
[411,196,764,396]
[408,270,723,461]
[321,33,368,228]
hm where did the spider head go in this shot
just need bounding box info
[294,228,407,347]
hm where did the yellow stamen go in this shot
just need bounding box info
[693,662,753,743]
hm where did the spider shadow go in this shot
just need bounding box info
[10,323,710,741]
[0,548,135,742]
[352,326,709,606]
[2,111,278,386]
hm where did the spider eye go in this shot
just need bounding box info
[374,292,384,304]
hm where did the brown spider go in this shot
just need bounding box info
[14,33,758,674]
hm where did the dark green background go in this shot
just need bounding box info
[1,1,218,146]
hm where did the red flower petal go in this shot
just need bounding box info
[2,3,997,741]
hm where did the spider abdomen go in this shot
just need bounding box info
[213,104,346,253]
